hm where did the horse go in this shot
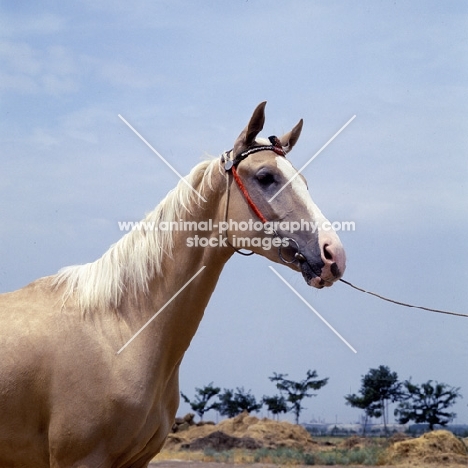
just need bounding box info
[0,102,345,467]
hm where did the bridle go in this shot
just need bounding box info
[221,137,468,318]
[220,136,306,264]
[219,133,468,319]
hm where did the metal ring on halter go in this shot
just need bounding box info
[278,237,306,264]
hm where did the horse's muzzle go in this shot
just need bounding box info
[302,233,346,289]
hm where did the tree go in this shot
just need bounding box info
[345,365,402,435]
[213,388,237,418]
[269,370,329,424]
[215,387,262,418]
[395,380,462,430]
[262,395,289,420]
[345,392,374,435]
[180,382,220,421]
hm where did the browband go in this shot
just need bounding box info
[222,135,285,171]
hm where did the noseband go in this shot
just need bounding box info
[221,137,306,264]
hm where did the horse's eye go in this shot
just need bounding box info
[256,170,276,186]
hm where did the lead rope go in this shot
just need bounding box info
[222,152,465,318]
[339,278,468,318]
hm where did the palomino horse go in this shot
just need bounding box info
[0,102,345,467]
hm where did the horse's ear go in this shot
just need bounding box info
[233,101,267,155]
[279,119,303,154]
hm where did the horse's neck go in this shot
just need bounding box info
[119,162,232,370]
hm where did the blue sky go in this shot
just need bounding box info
[1,1,467,425]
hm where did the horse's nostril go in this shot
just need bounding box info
[318,234,346,281]
[331,262,340,277]
[323,244,333,261]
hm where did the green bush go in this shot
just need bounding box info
[314,445,383,466]
[253,447,316,465]
[201,442,386,466]
[202,448,232,463]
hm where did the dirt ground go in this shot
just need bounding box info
[151,413,468,467]
[150,458,467,468]
[150,463,376,468]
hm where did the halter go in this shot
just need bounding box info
[221,137,306,264]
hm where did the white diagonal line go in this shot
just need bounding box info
[117,266,206,354]
[118,114,207,202]
[269,266,357,353]
[269,115,356,202]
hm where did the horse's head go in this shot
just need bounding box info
[224,102,346,288]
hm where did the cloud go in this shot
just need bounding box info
[0,11,66,37]
[0,40,80,96]
[80,55,166,89]
[30,128,60,147]
[59,106,116,144]
[0,36,167,98]
[0,70,39,94]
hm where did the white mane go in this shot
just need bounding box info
[54,159,218,312]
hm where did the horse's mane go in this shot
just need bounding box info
[54,159,218,312]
